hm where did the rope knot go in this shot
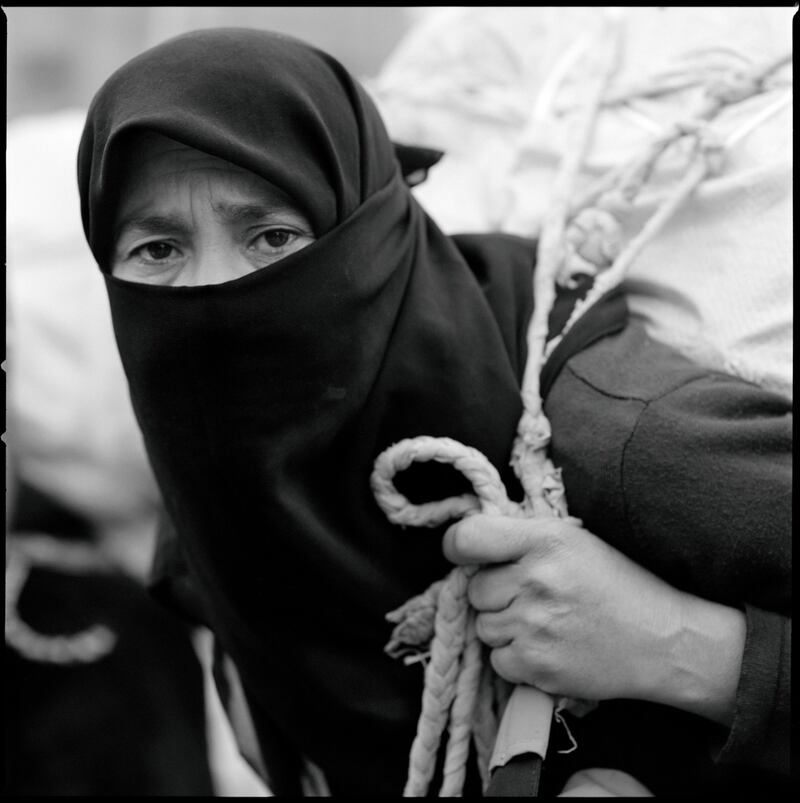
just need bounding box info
[559,207,623,288]
[516,408,552,451]
[542,467,569,514]
[596,189,634,216]
[705,70,763,105]
[696,128,726,176]
[673,118,705,139]
[385,580,444,660]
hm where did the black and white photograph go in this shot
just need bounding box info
[5,5,792,797]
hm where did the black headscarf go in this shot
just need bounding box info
[77,28,622,795]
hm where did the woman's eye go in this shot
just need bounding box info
[256,229,294,249]
[247,224,315,267]
[134,241,176,261]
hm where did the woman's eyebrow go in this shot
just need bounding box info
[115,212,192,240]
[212,200,294,224]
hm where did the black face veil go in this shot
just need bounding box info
[77,28,537,795]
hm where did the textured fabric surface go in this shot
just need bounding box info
[719,605,791,774]
[548,323,790,611]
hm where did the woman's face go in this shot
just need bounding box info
[111,133,316,286]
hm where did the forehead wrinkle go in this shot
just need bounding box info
[115,211,192,242]
[114,133,313,241]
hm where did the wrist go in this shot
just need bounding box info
[659,591,746,726]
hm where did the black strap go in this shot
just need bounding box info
[541,283,628,402]
[485,754,543,797]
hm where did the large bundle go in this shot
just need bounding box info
[368,6,792,400]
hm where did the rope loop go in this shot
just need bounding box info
[372,435,530,795]
[371,435,523,528]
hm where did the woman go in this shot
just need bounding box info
[77,29,789,796]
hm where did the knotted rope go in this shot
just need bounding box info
[546,50,790,361]
[371,15,790,796]
[372,439,525,795]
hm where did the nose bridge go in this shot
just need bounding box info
[183,169,255,286]
[191,195,238,284]
[194,225,231,284]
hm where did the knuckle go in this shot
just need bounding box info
[474,613,490,642]
[475,612,502,646]
[489,644,543,687]
[527,562,561,598]
[528,654,562,694]
[520,604,542,630]
[489,648,521,684]
[513,646,558,692]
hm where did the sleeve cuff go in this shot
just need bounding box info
[714,604,790,775]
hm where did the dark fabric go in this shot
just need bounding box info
[5,484,213,796]
[541,285,626,401]
[11,479,96,542]
[99,186,533,797]
[546,323,791,614]
[486,755,543,796]
[540,322,791,794]
[393,142,445,186]
[149,512,211,628]
[4,568,214,796]
[719,605,791,775]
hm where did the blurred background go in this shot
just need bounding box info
[6,6,431,121]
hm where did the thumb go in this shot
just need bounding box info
[442,514,541,566]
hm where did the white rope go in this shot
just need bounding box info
[372,439,524,795]
[724,90,791,148]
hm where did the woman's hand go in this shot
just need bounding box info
[442,514,746,725]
